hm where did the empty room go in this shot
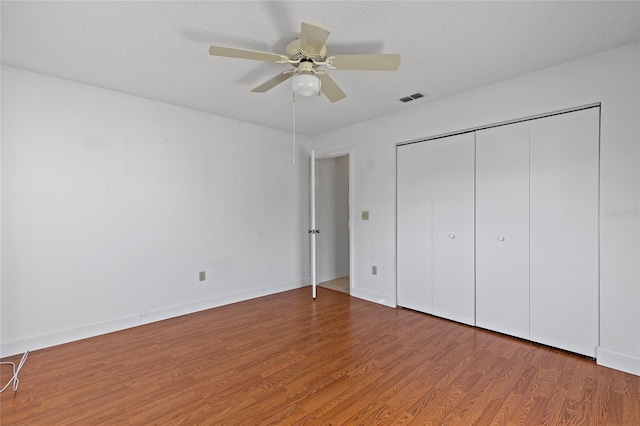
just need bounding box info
[1,1,639,424]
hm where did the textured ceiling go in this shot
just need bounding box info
[2,1,640,137]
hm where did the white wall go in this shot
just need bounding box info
[0,64,3,346]
[311,42,640,375]
[0,66,311,357]
[317,155,349,283]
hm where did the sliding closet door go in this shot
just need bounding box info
[476,122,530,340]
[431,133,475,325]
[397,142,432,313]
[529,108,599,356]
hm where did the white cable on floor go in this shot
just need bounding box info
[0,350,29,393]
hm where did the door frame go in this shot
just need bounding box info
[313,148,354,294]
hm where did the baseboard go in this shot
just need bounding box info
[597,347,640,376]
[0,314,141,358]
[140,279,308,324]
[350,287,396,308]
[0,279,308,358]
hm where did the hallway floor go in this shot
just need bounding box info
[318,276,349,294]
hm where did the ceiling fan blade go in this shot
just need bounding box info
[328,54,401,71]
[318,73,346,103]
[300,22,330,55]
[251,71,294,93]
[209,46,288,63]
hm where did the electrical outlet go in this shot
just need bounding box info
[372,266,377,275]
[362,211,370,220]
[199,271,206,281]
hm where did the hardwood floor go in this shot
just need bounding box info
[2,287,638,425]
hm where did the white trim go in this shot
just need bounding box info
[597,347,640,376]
[0,315,141,358]
[351,287,396,308]
[140,278,308,324]
[310,149,317,299]
[396,103,601,147]
[0,279,308,358]
[314,147,352,160]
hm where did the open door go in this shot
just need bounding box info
[309,149,318,299]
[316,154,351,294]
[310,149,352,299]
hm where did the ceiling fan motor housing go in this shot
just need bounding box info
[286,37,327,63]
[296,61,317,75]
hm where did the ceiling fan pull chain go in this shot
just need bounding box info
[292,91,296,164]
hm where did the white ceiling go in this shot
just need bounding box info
[2,1,640,137]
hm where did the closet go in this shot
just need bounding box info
[397,141,433,314]
[397,132,475,326]
[397,106,599,357]
[528,109,599,356]
[475,121,530,340]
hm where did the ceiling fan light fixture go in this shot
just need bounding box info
[292,73,320,97]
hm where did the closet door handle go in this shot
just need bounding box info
[448,234,455,239]
[497,235,505,242]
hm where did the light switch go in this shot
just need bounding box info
[362,211,369,220]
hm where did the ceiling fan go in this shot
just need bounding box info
[208,22,401,102]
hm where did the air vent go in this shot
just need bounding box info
[399,92,425,103]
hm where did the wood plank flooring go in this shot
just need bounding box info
[318,276,350,294]
[1,287,638,425]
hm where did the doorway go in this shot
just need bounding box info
[315,151,351,294]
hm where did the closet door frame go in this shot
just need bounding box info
[396,103,600,356]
